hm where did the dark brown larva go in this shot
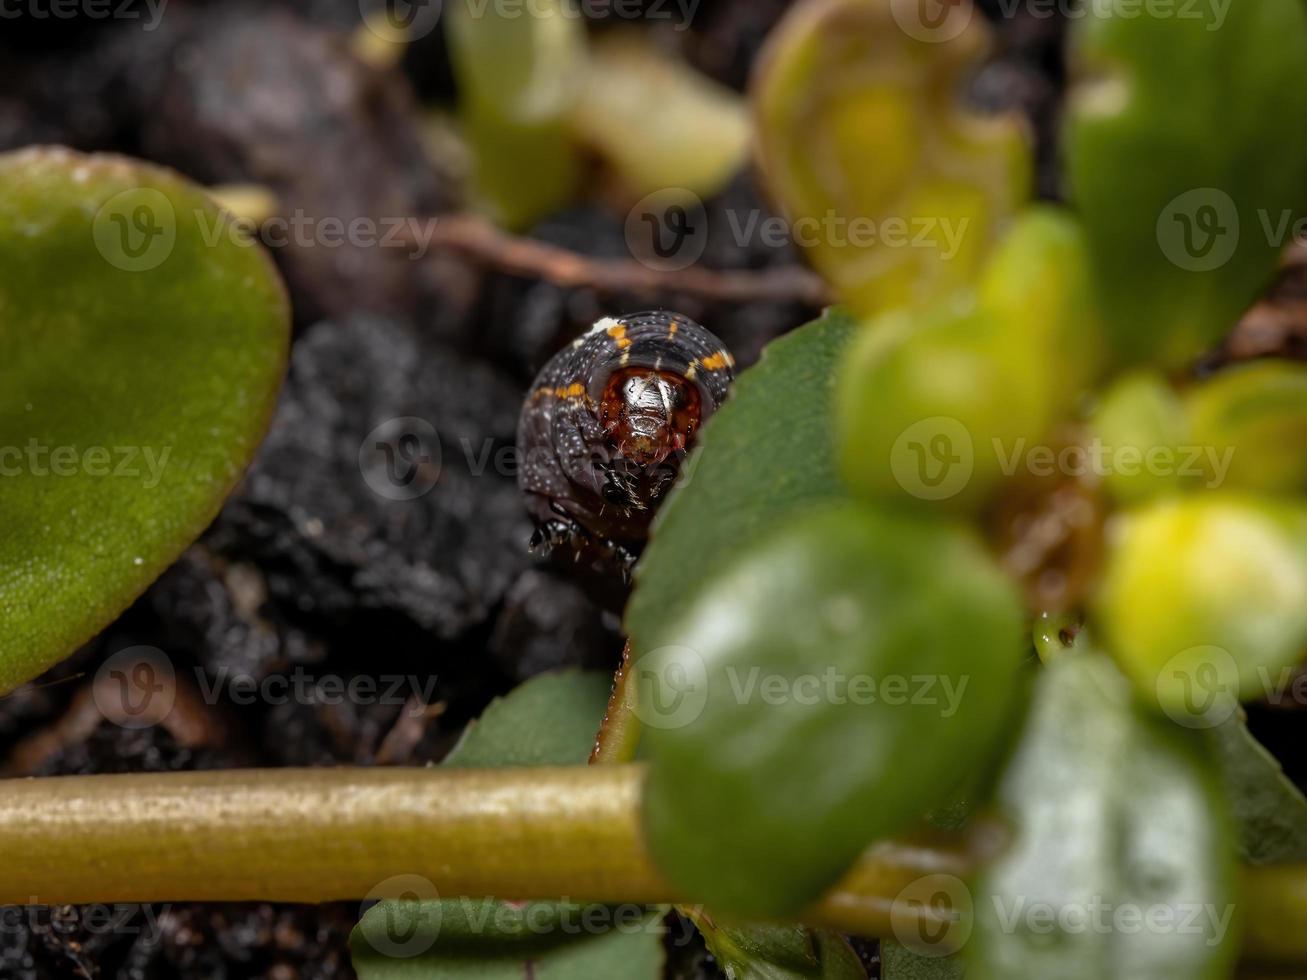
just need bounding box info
[517,311,734,578]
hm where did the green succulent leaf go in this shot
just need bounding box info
[568,33,750,202]
[1211,709,1307,866]
[446,0,584,228]
[880,942,965,980]
[1090,371,1190,505]
[0,147,289,694]
[968,652,1238,980]
[441,670,614,769]
[1184,360,1307,495]
[629,307,856,640]
[753,0,1029,316]
[836,208,1098,513]
[353,900,666,980]
[1065,0,1307,368]
[692,920,867,980]
[350,671,666,980]
[624,313,872,973]
[639,502,1025,918]
[1092,493,1307,719]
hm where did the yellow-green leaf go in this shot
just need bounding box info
[753,0,1030,315]
[0,147,289,693]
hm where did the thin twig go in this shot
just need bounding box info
[418,213,832,307]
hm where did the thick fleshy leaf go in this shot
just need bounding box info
[1065,0,1307,368]
[1092,494,1307,719]
[1090,371,1190,505]
[693,920,867,980]
[639,503,1025,917]
[836,208,1099,513]
[0,147,289,693]
[441,670,614,769]
[446,0,583,228]
[753,0,1029,315]
[1184,361,1307,495]
[968,653,1238,980]
[628,308,856,640]
[350,671,667,980]
[568,33,750,201]
[352,900,666,980]
[880,942,964,980]
[1211,710,1307,866]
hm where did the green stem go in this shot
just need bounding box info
[0,765,991,939]
[2,765,1304,966]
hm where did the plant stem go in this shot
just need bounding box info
[5,765,1304,964]
[0,765,992,939]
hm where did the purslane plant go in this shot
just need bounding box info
[5,1,1307,978]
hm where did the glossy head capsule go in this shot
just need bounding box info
[517,310,734,573]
